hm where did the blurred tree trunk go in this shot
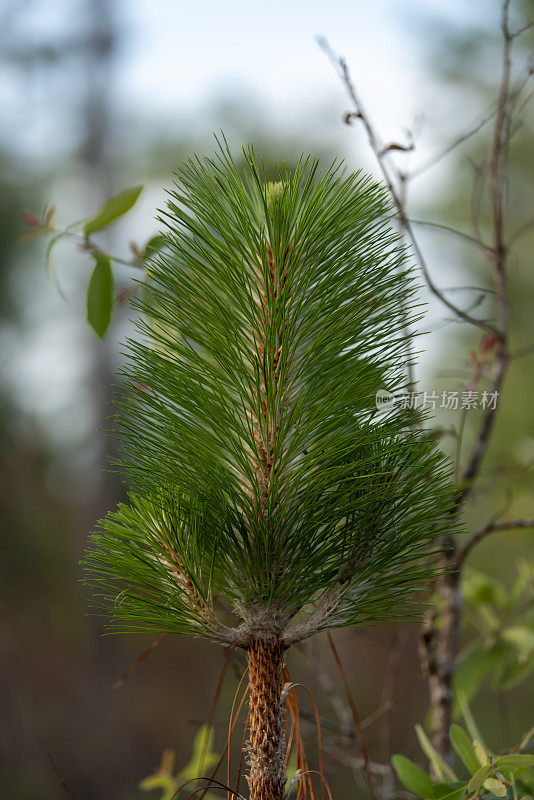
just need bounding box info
[80,0,118,524]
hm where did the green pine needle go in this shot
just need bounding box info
[83,138,457,646]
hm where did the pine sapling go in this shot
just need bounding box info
[84,141,456,800]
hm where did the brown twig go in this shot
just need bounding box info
[317,36,498,334]
[320,0,530,764]
[308,640,352,741]
[409,218,493,257]
[457,0,513,504]
[379,628,410,791]
[47,753,78,800]
[409,107,497,179]
[199,647,233,776]
[326,633,375,800]
[510,341,534,360]
[422,0,517,761]
[457,517,534,566]
[112,632,169,689]
[299,702,392,738]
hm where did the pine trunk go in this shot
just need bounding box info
[246,636,287,800]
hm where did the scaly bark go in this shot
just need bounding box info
[247,636,287,800]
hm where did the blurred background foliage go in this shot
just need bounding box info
[0,1,533,799]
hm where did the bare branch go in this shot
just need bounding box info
[510,341,534,360]
[317,37,498,334]
[299,702,392,738]
[510,217,534,245]
[47,754,78,800]
[416,0,522,761]
[409,218,494,256]
[380,142,415,156]
[457,518,534,566]
[409,108,496,179]
[458,0,514,502]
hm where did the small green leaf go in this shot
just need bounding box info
[462,570,505,608]
[392,755,436,798]
[432,781,468,800]
[144,233,166,259]
[286,752,298,783]
[502,626,534,658]
[457,693,487,750]
[467,765,492,793]
[179,725,218,781]
[453,646,502,712]
[87,253,113,337]
[495,755,534,771]
[492,647,534,691]
[473,740,489,767]
[484,778,507,797]
[83,185,142,237]
[450,725,480,775]
[416,724,457,782]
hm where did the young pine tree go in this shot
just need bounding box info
[85,143,454,800]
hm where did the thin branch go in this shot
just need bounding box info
[430,285,495,295]
[112,632,169,689]
[299,702,392,738]
[48,227,147,270]
[409,107,496,179]
[317,37,498,334]
[409,218,493,256]
[47,754,78,800]
[510,341,534,360]
[416,0,520,761]
[511,20,533,38]
[309,639,352,737]
[510,217,534,245]
[327,633,376,800]
[469,157,488,246]
[457,518,534,566]
[458,0,514,501]
[321,746,392,778]
[379,627,409,795]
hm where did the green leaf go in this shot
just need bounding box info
[462,570,505,608]
[453,645,502,712]
[457,693,487,750]
[502,626,534,658]
[495,755,534,772]
[87,253,113,337]
[83,185,142,237]
[139,773,178,800]
[484,778,507,797]
[139,747,178,800]
[416,724,457,782]
[144,233,166,259]
[493,648,534,691]
[286,752,299,783]
[179,725,218,780]
[432,782,468,800]
[392,755,436,798]
[467,765,492,793]
[473,740,489,767]
[450,725,480,775]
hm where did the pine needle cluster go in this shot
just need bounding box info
[84,140,455,648]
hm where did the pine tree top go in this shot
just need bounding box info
[83,139,456,648]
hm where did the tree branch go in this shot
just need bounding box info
[457,518,534,566]
[317,37,498,334]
